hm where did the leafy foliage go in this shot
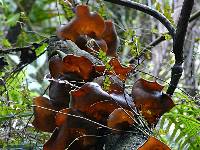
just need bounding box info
[156,92,200,149]
[153,0,174,25]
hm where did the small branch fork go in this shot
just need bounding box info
[166,0,194,95]
[104,0,194,96]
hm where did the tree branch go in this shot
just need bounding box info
[104,0,194,96]
[103,0,175,37]
[167,0,194,95]
[6,0,36,44]
[129,36,165,63]
[129,9,200,63]
[189,10,200,22]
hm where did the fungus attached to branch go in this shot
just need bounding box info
[57,5,105,41]
[132,79,174,126]
[32,96,56,132]
[102,20,119,57]
[95,58,133,81]
[138,136,171,150]
[107,108,135,131]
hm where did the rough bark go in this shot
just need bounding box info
[105,132,146,150]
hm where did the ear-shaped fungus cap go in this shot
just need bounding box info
[132,79,174,126]
[44,108,97,150]
[107,108,135,131]
[138,136,171,150]
[70,75,133,123]
[102,20,119,57]
[49,54,94,81]
[32,96,56,132]
[57,5,105,41]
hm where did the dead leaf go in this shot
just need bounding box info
[95,58,133,81]
[109,58,133,81]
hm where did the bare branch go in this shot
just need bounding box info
[189,10,200,22]
[103,0,175,37]
[167,0,194,95]
[129,9,200,63]
[129,36,165,63]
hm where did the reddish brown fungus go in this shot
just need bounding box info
[32,96,56,132]
[71,76,133,123]
[44,108,98,150]
[102,20,119,57]
[49,55,65,78]
[138,136,171,150]
[62,55,94,81]
[107,108,135,131]
[75,35,108,53]
[57,5,105,41]
[95,58,133,81]
[132,79,174,125]
[109,58,133,81]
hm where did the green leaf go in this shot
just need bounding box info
[0,0,3,5]
[151,28,159,34]
[97,3,107,18]
[157,99,200,149]
[35,43,48,56]
[98,49,109,63]
[59,0,74,19]
[103,76,111,91]
[1,38,11,48]
[16,31,29,47]
[163,4,174,25]
[6,13,20,27]
[163,33,172,41]
[0,111,33,122]
[155,2,162,13]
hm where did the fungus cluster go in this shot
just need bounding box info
[32,4,174,150]
[57,5,118,57]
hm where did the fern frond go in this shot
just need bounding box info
[156,104,200,150]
